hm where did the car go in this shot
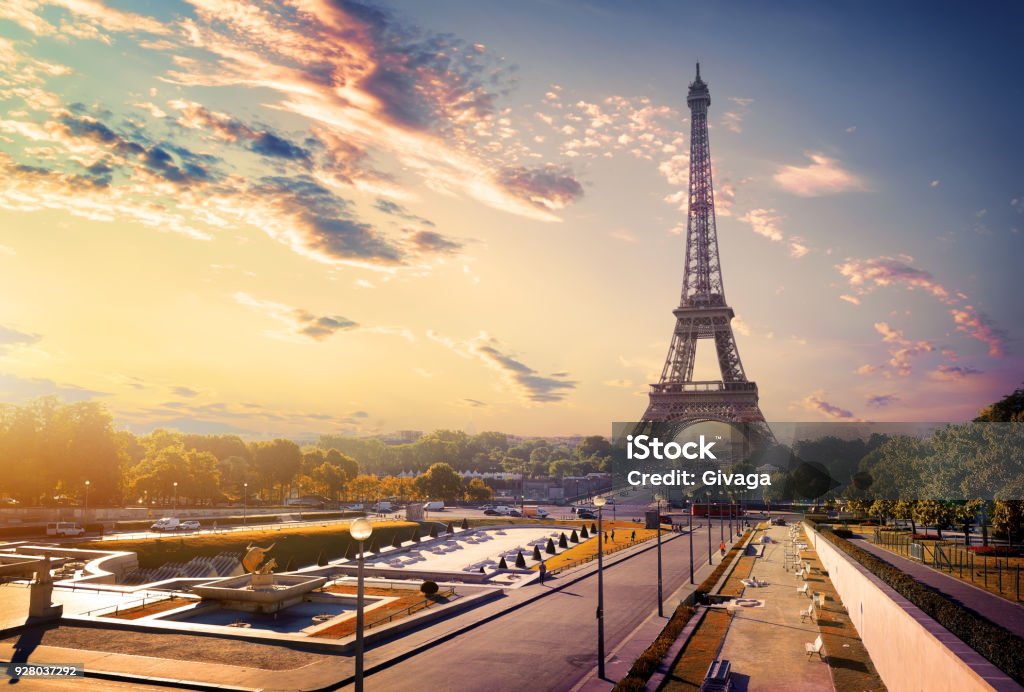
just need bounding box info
[179,520,201,531]
[483,508,500,516]
[46,522,85,537]
[507,509,522,517]
[577,510,597,520]
[423,501,445,511]
[772,518,787,526]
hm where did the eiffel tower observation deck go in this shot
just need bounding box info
[641,64,775,446]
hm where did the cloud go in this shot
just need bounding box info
[171,100,311,162]
[0,325,40,352]
[429,330,576,403]
[930,180,940,188]
[930,364,982,381]
[0,372,107,402]
[462,398,488,408]
[374,198,434,227]
[738,208,784,242]
[603,379,634,388]
[405,230,463,255]
[801,394,857,420]
[839,294,861,305]
[3,0,170,37]
[837,255,1005,356]
[171,386,199,398]
[497,165,584,211]
[873,322,934,376]
[773,152,866,197]
[950,308,1004,357]
[866,394,899,408]
[721,96,752,134]
[234,292,358,341]
[856,364,880,375]
[788,237,810,258]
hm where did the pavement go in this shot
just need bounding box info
[851,537,1024,639]
[717,525,832,691]
[0,519,742,691]
[346,519,740,692]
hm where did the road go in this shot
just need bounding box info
[350,517,742,692]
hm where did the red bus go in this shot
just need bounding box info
[691,504,743,518]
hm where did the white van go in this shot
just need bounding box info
[46,522,85,537]
[423,501,445,511]
[151,517,181,531]
[372,501,395,512]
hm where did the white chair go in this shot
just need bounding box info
[797,583,809,597]
[800,604,815,623]
[805,635,825,660]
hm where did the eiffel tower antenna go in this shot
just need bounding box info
[641,63,775,445]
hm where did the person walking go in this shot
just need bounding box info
[538,561,547,584]
[631,530,636,542]
[719,541,726,557]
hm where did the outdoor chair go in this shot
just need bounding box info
[805,635,825,660]
[800,604,815,623]
[797,583,809,597]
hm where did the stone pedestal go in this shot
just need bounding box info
[28,579,63,621]
[250,572,274,590]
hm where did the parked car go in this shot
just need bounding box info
[483,508,500,516]
[179,520,201,531]
[372,501,395,512]
[507,509,522,517]
[577,510,598,520]
[423,501,445,511]
[151,517,181,531]
[46,522,84,537]
[772,518,787,526]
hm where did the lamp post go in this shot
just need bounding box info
[594,495,607,679]
[173,481,178,513]
[706,491,712,564]
[243,482,248,526]
[687,492,694,584]
[720,497,725,545]
[654,492,665,617]
[350,517,373,692]
[84,480,90,521]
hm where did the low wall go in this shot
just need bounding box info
[805,523,1019,692]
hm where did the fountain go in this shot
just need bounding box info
[190,543,327,614]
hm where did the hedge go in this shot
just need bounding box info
[812,523,1024,684]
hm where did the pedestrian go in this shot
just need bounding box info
[631,530,636,542]
[611,530,615,542]
[719,541,726,557]
[538,561,547,584]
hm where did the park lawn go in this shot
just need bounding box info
[80,521,419,570]
[660,609,731,691]
[537,521,654,572]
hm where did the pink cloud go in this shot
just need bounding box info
[801,394,857,420]
[773,152,866,197]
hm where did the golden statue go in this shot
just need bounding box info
[256,558,277,575]
[242,543,275,574]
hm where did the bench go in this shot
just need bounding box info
[805,635,825,660]
[700,658,732,691]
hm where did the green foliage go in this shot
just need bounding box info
[570,529,579,542]
[464,477,493,502]
[559,533,568,548]
[498,556,507,569]
[580,525,589,539]
[612,605,696,691]
[420,580,439,597]
[546,538,556,554]
[416,462,464,502]
[974,384,1024,422]
[515,551,527,568]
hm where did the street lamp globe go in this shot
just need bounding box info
[593,496,606,508]
[351,517,373,541]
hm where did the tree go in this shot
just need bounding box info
[251,439,302,502]
[312,462,347,499]
[464,477,493,502]
[974,384,1024,422]
[416,463,464,502]
[913,500,952,539]
[576,435,612,460]
[347,475,381,502]
[892,500,917,533]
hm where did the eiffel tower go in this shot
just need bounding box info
[641,64,775,447]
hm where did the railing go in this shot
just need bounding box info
[81,592,180,617]
[549,537,651,575]
[872,529,1022,602]
[364,588,458,631]
[649,381,758,394]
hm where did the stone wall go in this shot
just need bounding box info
[805,523,1017,692]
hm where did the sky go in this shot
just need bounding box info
[0,0,1021,438]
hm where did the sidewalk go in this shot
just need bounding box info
[852,537,1024,639]
[1,529,683,692]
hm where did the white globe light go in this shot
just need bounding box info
[350,518,373,541]
[593,496,607,508]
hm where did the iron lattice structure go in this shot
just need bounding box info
[641,64,775,445]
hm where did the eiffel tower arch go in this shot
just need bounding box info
[641,64,775,450]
